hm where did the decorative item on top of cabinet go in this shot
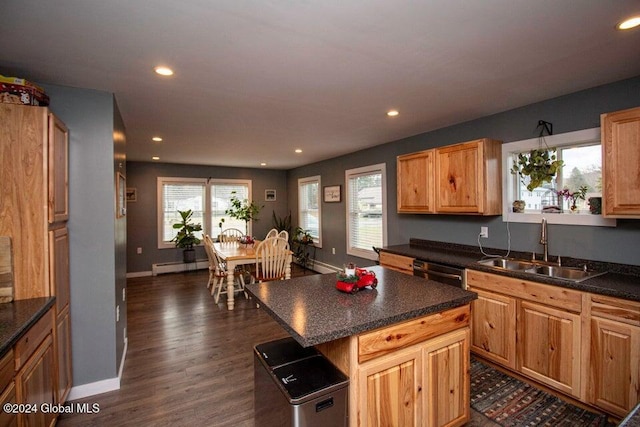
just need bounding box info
[435,138,502,215]
[397,149,435,213]
[601,106,640,218]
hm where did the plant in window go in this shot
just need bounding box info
[510,148,564,192]
[293,227,314,270]
[556,185,588,212]
[170,209,202,263]
[225,191,262,235]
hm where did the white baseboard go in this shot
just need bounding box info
[126,271,151,278]
[306,260,342,274]
[151,259,208,275]
[67,338,128,401]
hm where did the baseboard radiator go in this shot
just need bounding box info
[151,259,208,276]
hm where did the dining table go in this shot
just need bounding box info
[213,240,293,310]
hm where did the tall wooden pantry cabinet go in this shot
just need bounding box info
[0,103,72,405]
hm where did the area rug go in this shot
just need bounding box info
[470,358,611,427]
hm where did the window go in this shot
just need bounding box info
[345,164,387,259]
[298,176,321,246]
[158,177,252,248]
[502,128,615,227]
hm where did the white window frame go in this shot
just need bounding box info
[345,163,387,260]
[157,177,252,248]
[502,128,615,227]
[298,175,322,247]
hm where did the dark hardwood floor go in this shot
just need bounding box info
[57,268,304,427]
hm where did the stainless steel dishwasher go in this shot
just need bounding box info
[412,259,465,288]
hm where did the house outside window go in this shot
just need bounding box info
[158,177,251,248]
[298,176,321,246]
[345,163,387,259]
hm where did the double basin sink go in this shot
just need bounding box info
[476,257,606,282]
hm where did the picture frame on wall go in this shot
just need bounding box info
[265,189,276,201]
[126,187,137,202]
[323,185,341,203]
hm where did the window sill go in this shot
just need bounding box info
[502,211,616,227]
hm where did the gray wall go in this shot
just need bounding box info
[126,162,288,273]
[287,76,640,267]
[43,84,124,388]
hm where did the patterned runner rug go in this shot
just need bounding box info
[470,358,611,427]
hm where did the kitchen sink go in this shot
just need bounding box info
[475,257,606,282]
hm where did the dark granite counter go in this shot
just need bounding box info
[0,297,56,357]
[619,402,640,427]
[382,239,640,302]
[245,265,477,347]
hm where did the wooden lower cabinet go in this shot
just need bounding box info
[56,307,72,403]
[468,288,516,369]
[518,301,581,397]
[359,347,422,426]
[0,381,17,427]
[379,252,414,275]
[588,295,640,418]
[15,335,56,427]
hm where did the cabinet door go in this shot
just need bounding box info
[358,347,422,427]
[48,227,69,311]
[589,316,640,417]
[48,113,69,223]
[15,335,56,427]
[397,150,434,213]
[435,141,482,213]
[423,328,470,427]
[378,252,414,275]
[601,106,640,218]
[518,301,581,397]
[0,382,17,427]
[469,288,516,369]
[56,307,72,404]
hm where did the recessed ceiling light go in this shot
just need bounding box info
[617,16,640,30]
[260,162,267,166]
[154,66,174,76]
[152,136,163,142]
[152,156,160,160]
[387,110,399,117]
[295,149,302,153]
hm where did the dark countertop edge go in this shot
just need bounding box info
[618,402,640,426]
[246,286,476,347]
[382,239,640,302]
[0,297,56,358]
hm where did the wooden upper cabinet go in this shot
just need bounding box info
[601,106,640,218]
[435,138,502,215]
[397,149,434,213]
[48,114,69,223]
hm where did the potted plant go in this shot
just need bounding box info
[225,191,262,235]
[293,227,314,270]
[511,148,564,192]
[170,209,202,263]
[272,210,292,242]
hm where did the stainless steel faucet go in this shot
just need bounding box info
[540,218,548,262]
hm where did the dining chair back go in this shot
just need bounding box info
[265,228,278,240]
[277,230,289,242]
[253,237,290,283]
[220,228,244,242]
[204,234,244,303]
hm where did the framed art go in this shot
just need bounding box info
[265,189,276,201]
[323,185,341,203]
[126,187,137,202]
[116,172,126,217]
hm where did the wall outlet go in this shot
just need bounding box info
[137,247,142,254]
[480,226,489,238]
[332,247,336,255]
[116,305,120,322]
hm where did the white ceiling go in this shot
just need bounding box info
[1,1,639,169]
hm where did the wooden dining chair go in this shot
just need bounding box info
[219,228,244,242]
[277,230,289,242]
[265,228,278,240]
[252,237,290,283]
[204,235,245,303]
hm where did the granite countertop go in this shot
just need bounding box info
[619,402,640,426]
[0,297,56,357]
[382,239,640,302]
[245,265,477,347]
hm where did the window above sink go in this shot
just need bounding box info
[501,128,616,227]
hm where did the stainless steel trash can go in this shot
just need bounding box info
[254,337,349,427]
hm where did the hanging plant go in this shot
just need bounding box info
[510,148,564,192]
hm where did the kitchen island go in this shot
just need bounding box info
[245,265,477,427]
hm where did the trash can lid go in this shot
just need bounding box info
[255,337,319,368]
[273,355,349,403]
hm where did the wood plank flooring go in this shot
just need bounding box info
[57,269,297,427]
